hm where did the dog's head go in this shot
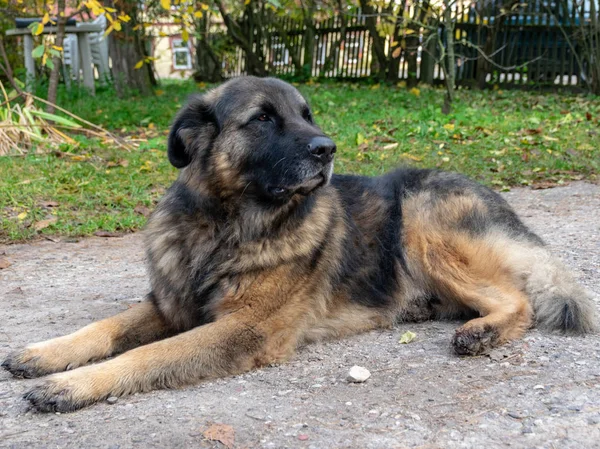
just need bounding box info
[168,77,335,205]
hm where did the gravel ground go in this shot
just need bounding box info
[1,182,599,449]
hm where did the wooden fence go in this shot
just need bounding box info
[217,0,599,89]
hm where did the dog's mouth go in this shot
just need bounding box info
[267,170,329,200]
[295,172,327,196]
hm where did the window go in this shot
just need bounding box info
[172,38,192,70]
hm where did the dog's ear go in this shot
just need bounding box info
[167,95,218,169]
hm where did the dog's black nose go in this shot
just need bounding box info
[308,137,336,163]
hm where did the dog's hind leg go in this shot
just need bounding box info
[2,299,172,378]
[407,229,533,355]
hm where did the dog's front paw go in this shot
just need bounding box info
[24,370,109,413]
[2,348,52,379]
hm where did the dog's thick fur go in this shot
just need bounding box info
[3,77,597,412]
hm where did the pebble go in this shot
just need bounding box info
[346,366,371,383]
[587,416,600,425]
[533,384,545,390]
[508,411,527,419]
[106,396,118,404]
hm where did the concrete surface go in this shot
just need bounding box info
[1,182,599,449]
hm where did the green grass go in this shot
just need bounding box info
[1,80,599,243]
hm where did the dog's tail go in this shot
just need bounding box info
[524,249,598,334]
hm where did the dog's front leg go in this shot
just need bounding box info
[23,312,270,413]
[3,300,172,378]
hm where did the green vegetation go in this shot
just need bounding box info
[1,80,598,243]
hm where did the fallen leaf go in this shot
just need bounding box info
[522,128,542,135]
[399,330,416,344]
[443,123,455,131]
[585,112,592,121]
[203,424,235,448]
[134,205,152,217]
[94,231,124,238]
[0,258,12,269]
[382,143,399,150]
[356,132,366,146]
[17,212,28,220]
[38,200,59,208]
[409,87,420,96]
[34,217,57,231]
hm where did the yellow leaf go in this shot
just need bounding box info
[159,31,167,37]
[201,3,209,9]
[370,83,380,90]
[32,22,44,36]
[104,6,116,12]
[244,0,251,4]
[52,45,63,51]
[397,81,406,88]
[409,87,420,96]
[113,21,121,31]
[443,123,455,131]
[103,25,114,37]
[391,47,402,59]
[118,14,131,22]
[42,53,47,66]
[155,89,165,96]
[17,212,28,220]
[42,12,50,25]
[194,11,203,18]
[399,330,416,344]
[182,29,189,42]
[404,29,416,35]
[160,0,171,10]
[133,24,142,31]
[134,60,144,69]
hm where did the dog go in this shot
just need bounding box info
[2,77,597,412]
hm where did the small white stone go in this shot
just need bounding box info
[533,384,545,390]
[346,365,371,383]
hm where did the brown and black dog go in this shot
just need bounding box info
[3,77,597,412]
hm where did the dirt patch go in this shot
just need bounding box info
[1,182,599,449]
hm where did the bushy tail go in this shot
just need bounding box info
[525,250,598,334]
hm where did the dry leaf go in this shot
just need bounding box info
[0,258,12,269]
[38,200,59,208]
[382,143,399,150]
[203,423,235,448]
[399,330,416,344]
[17,212,28,220]
[94,231,123,238]
[34,217,57,231]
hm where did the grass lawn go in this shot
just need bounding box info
[1,80,598,243]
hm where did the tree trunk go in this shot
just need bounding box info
[215,0,267,76]
[107,0,153,97]
[46,0,66,113]
[359,0,388,80]
[443,0,455,103]
[194,14,223,82]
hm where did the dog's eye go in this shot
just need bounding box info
[257,114,270,122]
[269,186,288,197]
